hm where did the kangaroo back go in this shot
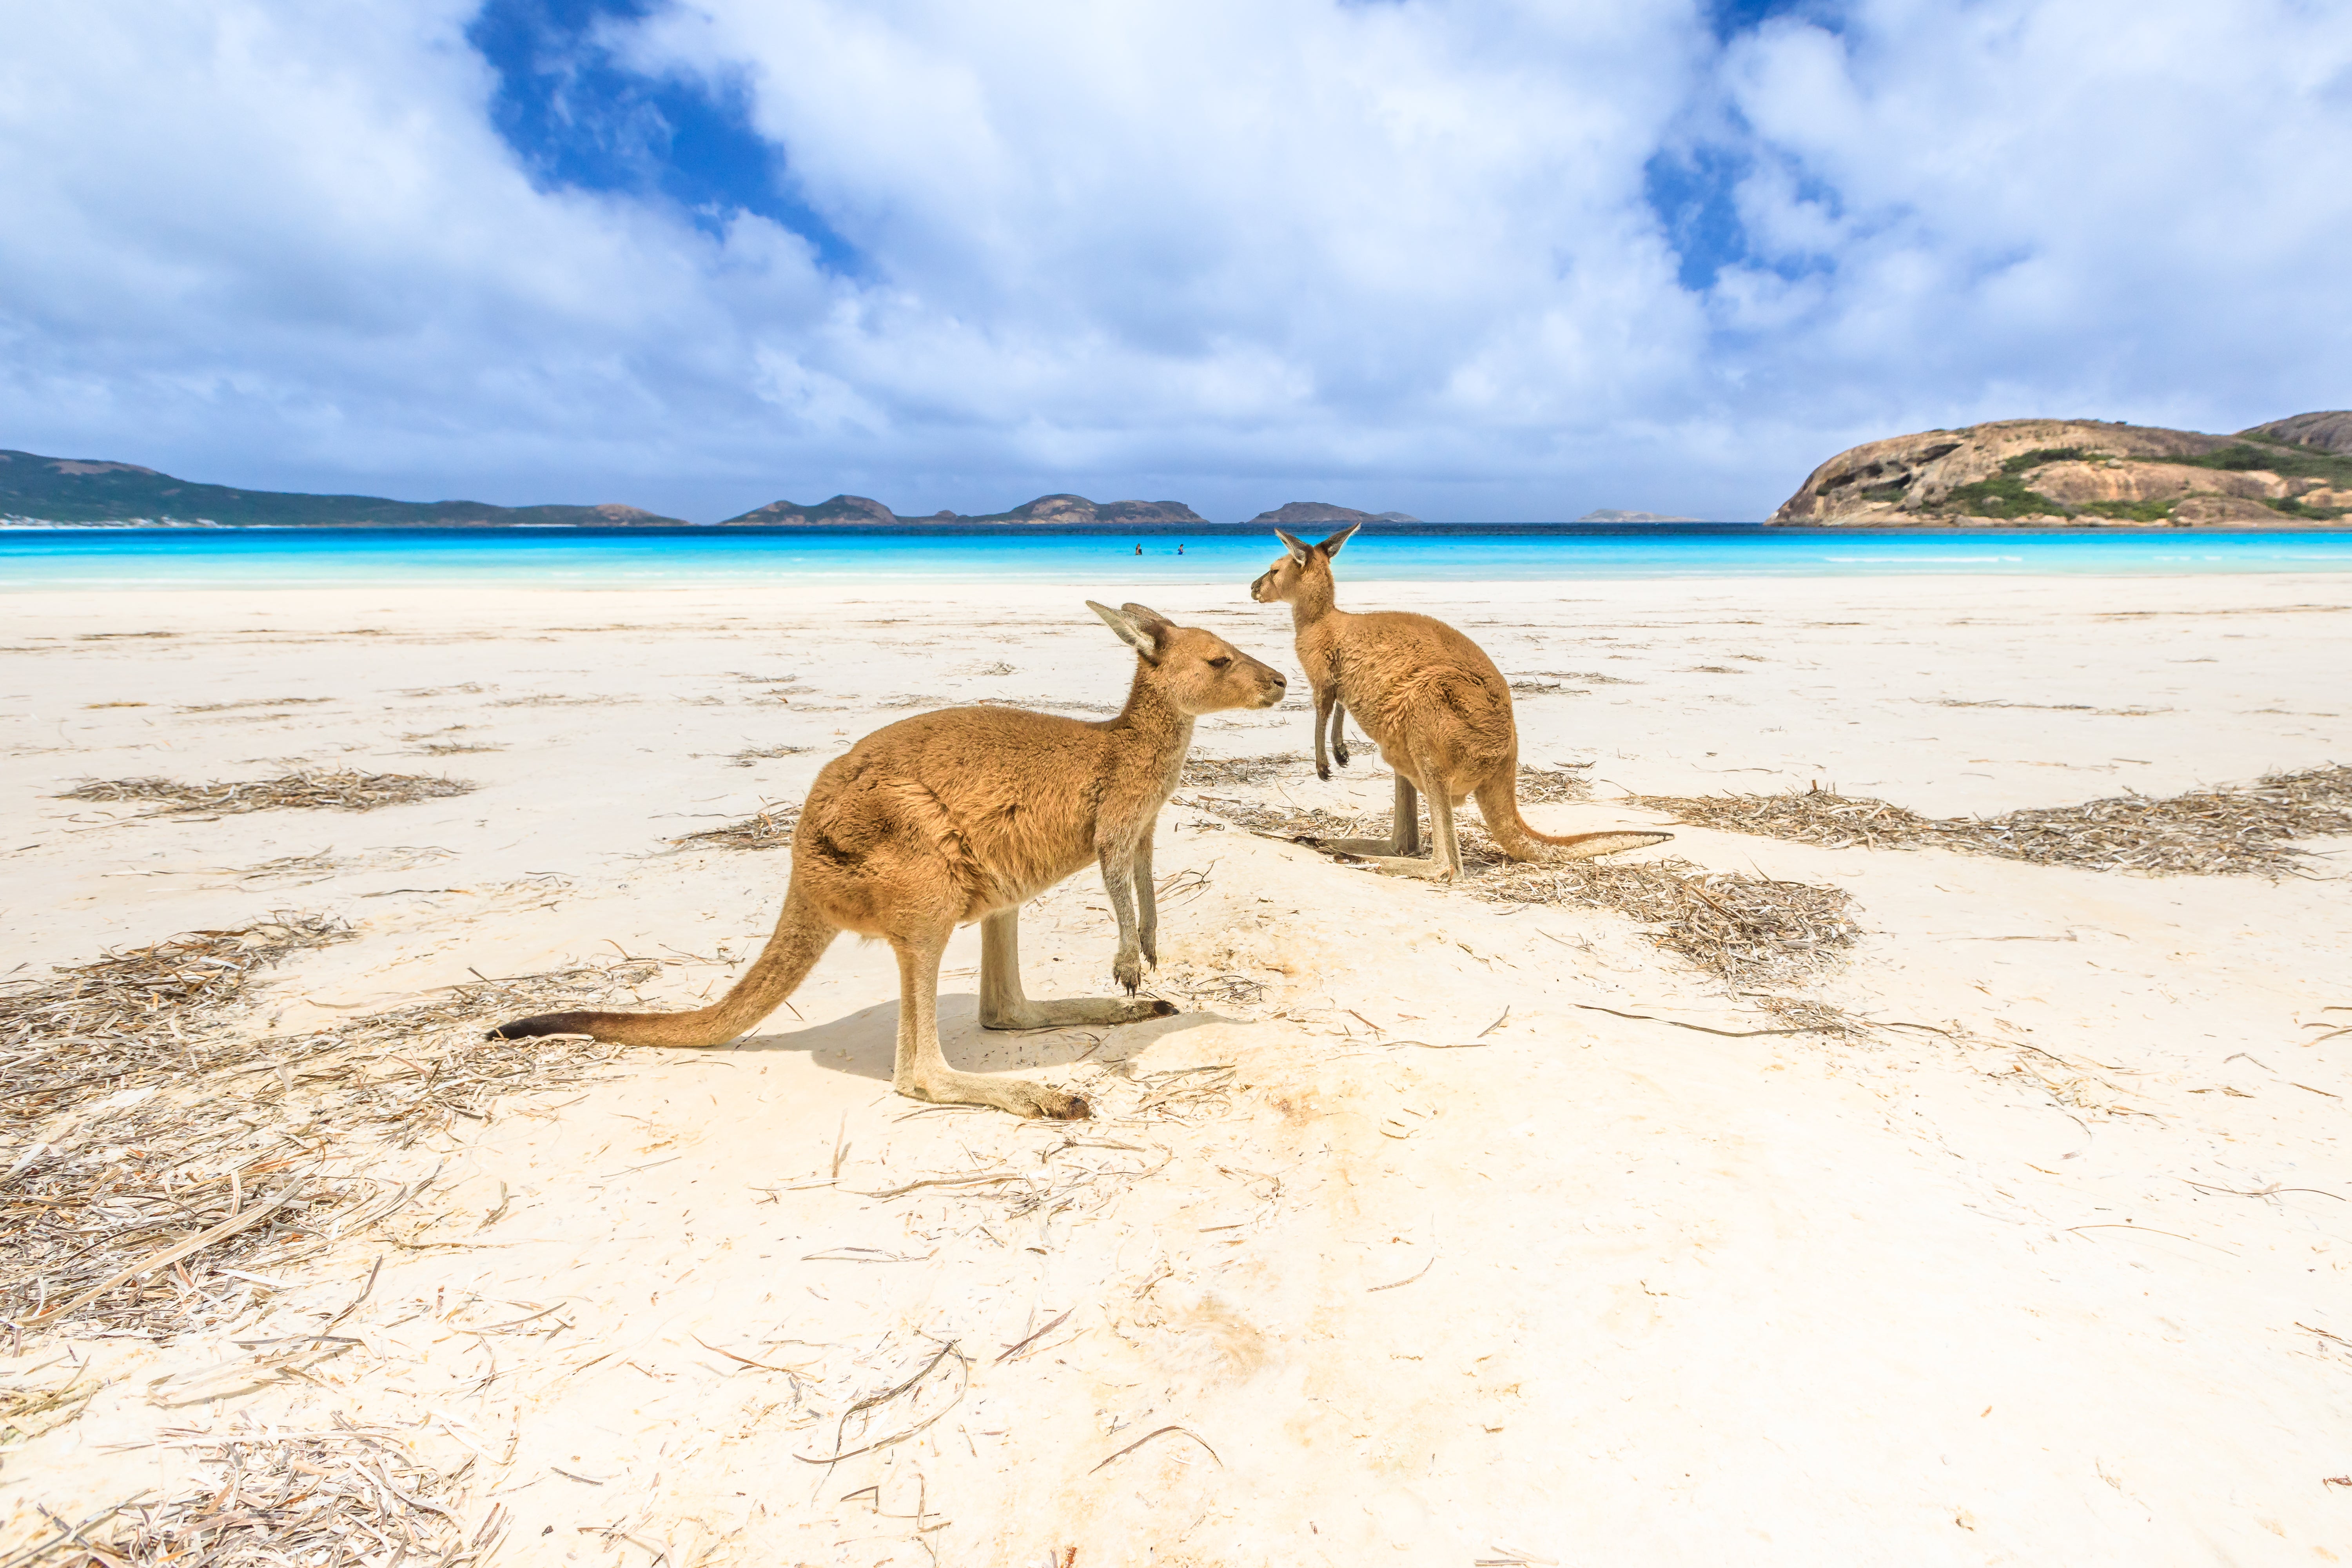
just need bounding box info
[491,879,837,1046]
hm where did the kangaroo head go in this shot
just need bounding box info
[1087,601,1287,713]
[1249,522,1358,604]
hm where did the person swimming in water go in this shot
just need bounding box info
[1134,543,1143,555]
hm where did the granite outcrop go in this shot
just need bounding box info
[1768,416,2352,527]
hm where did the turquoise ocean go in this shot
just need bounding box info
[5,523,2352,589]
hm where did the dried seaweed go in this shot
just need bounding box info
[44,1418,501,1568]
[177,697,333,715]
[675,802,801,851]
[728,744,813,767]
[1474,845,1859,988]
[58,770,475,816]
[1187,795,1854,987]
[1177,795,1367,842]
[1179,753,1306,789]
[1631,764,2352,876]
[1514,764,1594,804]
[1,917,350,1100]
[0,1376,97,1445]
[2,916,652,1337]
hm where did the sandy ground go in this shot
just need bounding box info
[4,572,2350,1565]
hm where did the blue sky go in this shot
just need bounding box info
[3,0,2348,521]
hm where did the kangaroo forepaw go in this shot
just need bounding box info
[1316,762,1332,782]
[1114,954,1144,993]
[1334,742,1350,766]
[1036,1088,1091,1121]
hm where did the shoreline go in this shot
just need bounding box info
[11,517,2352,532]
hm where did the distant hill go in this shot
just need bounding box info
[2242,410,2352,456]
[1246,501,1420,525]
[716,494,897,525]
[0,448,685,528]
[1577,509,1701,522]
[1769,416,2352,527]
[969,494,1208,525]
[717,492,1209,525]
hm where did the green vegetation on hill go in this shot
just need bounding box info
[2172,441,2352,486]
[1935,444,2345,524]
[1936,450,2082,520]
[0,449,684,527]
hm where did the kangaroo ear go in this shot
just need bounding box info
[1319,522,1361,555]
[1087,599,1163,663]
[1273,529,1312,566]
[1118,601,1176,637]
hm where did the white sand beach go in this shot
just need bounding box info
[4,572,2350,1565]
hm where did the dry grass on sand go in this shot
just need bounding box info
[19,1419,502,1568]
[1185,775,1858,991]
[673,801,801,851]
[1632,763,2352,877]
[2,919,653,1340]
[58,770,475,817]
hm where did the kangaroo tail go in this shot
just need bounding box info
[1474,770,1672,864]
[490,880,838,1047]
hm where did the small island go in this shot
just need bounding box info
[1770,412,2352,527]
[1246,501,1420,525]
[1577,509,1701,523]
[717,492,1210,526]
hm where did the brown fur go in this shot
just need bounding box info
[489,603,1286,1119]
[1250,525,1669,880]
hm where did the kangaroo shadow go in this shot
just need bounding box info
[724,992,1221,1085]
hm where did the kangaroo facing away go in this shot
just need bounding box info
[1250,524,1669,880]
[490,603,1287,1119]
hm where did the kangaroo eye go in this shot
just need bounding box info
[1207,656,1231,669]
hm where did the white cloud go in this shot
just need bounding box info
[0,0,2346,520]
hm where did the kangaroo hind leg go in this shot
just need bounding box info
[897,922,1088,1120]
[1347,760,1460,881]
[978,907,1174,1031]
[1319,771,1423,858]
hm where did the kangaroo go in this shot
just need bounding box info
[1250,524,1669,880]
[490,602,1286,1120]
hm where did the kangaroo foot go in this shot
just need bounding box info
[981,995,1178,1029]
[1314,835,1415,857]
[1337,851,1458,882]
[909,1069,1090,1120]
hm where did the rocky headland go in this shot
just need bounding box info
[0,449,686,528]
[1769,414,2352,527]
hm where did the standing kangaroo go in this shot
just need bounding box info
[1250,524,1668,880]
[490,603,1286,1120]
